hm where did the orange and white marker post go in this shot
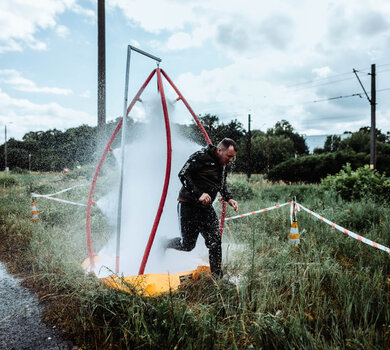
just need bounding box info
[289,197,300,246]
[31,201,41,222]
[289,221,300,246]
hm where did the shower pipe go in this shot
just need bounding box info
[86,68,227,273]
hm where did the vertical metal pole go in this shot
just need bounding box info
[115,45,131,273]
[292,196,297,222]
[246,114,251,179]
[370,64,376,169]
[4,125,7,171]
[28,153,31,172]
[97,0,106,157]
[267,135,270,172]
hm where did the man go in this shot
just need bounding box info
[166,138,239,278]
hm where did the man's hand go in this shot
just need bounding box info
[228,199,239,212]
[199,193,212,205]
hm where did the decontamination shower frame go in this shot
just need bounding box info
[86,45,227,275]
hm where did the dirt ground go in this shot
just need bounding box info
[0,262,76,350]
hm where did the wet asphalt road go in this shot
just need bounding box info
[0,262,76,350]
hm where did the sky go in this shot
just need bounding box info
[1,0,390,141]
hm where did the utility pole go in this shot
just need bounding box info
[267,135,270,172]
[28,153,31,172]
[353,64,376,169]
[4,125,7,171]
[97,0,106,158]
[370,64,376,169]
[246,113,251,179]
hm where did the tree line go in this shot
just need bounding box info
[1,115,389,182]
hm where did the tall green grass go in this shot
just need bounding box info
[0,170,389,349]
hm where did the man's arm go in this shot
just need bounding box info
[220,168,238,211]
[178,153,204,201]
[219,167,233,202]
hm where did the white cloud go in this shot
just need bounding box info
[0,70,73,95]
[72,3,96,21]
[56,24,70,38]
[107,0,199,33]
[0,89,94,140]
[0,0,94,53]
[80,89,91,98]
[312,67,332,78]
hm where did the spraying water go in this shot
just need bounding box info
[95,97,210,277]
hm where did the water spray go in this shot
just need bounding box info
[86,45,226,277]
[116,46,162,273]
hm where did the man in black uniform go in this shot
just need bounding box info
[166,138,239,278]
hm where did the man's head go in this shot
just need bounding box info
[216,138,238,166]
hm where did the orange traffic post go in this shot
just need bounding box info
[31,201,41,222]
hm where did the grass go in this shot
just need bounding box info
[0,169,389,349]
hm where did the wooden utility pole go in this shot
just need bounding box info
[370,64,376,169]
[4,125,7,171]
[267,135,270,172]
[246,113,251,179]
[97,0,106,157]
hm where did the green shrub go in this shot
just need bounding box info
[227,178,256,200]
[267,151,368,183]
[0,174,18,187]
[321,163,390,202]
[11,167,29,174]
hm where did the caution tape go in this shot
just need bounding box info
[225,202,289,221]
[34,196,87,207]
[31,184,87,207]
[31,184,85,198]
[297,202,390,254]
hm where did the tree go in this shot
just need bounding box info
[323,135,341,152]
[183,114,245,145]
[267,120,309,155]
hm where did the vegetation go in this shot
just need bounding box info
[267,151,368,183]
[0,170,389,349]
[3,116,390,183]
[322,163,390,202]
[268,127,390,182]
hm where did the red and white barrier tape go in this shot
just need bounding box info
[225,202,289,221]
[297,202,390,254]
[32,184,87,207]
[31,184,85,198]
[34,196,87,207]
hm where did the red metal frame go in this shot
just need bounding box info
[86,68,226,274]
[138,69,172,275]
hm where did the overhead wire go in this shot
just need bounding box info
[312,87,390,103]
[287,62,390,91]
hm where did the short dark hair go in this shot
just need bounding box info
[217,138,238,151]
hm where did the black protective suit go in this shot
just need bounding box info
[167,144,233,278]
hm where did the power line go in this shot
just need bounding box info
[287,62,390,89]
[312,87,390,103]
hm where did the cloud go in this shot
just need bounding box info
[0,89,95,140]
[312,67,332,78]
[56,24,70,38]
[0,69,73,95]
[80,89,91,98]
[0,0,95,53]
[108,0,199,33]
[71,3,96,21]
